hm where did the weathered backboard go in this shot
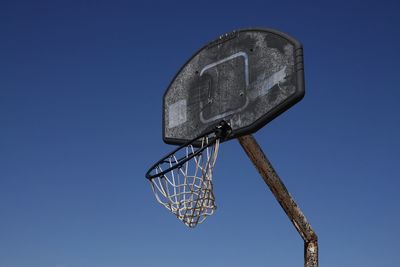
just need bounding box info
[163,28,304,145]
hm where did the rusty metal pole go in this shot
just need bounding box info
[238,135,318,267]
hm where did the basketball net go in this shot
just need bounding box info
[149,137,220,228]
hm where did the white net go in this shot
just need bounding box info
[149,137,220,228]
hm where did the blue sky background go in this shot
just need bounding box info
[1,1,399,266]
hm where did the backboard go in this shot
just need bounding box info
[163,28,304,145]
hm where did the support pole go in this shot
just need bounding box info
[238,135,318,267]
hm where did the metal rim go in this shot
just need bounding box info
[146,121,231,180]
[146,129,216,180]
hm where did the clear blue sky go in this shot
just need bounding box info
[1,1,399,267]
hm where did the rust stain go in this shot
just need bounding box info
[238,135,318,267]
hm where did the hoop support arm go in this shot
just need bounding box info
[238,134,318,267]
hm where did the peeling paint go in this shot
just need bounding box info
[238,135,318,267]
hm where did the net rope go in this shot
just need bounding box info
[149,137,220,228]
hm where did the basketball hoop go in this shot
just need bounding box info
[146,121,231,228]
[145,28,318,266]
